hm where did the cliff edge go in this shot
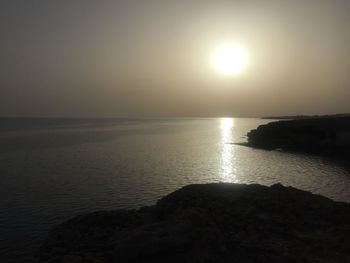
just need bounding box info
[39,183,350,263]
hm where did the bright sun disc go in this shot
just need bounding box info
[212,44,248,74]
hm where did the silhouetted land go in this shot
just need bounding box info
[246,116,350,161]
[39,183,350,263]
[261,113,350,120]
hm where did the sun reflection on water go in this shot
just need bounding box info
[219,118,236,182]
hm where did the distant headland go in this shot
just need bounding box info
[244,115,350,162]
[38,183,350,263]
[261,113,350,120]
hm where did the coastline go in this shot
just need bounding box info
[243,116,350,164]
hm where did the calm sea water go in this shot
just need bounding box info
[0,118,349,262]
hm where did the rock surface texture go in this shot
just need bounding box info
[39,183,350,263]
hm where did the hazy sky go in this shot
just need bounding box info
[1,0,349,117]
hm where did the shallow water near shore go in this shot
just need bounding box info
[0,117,349,262]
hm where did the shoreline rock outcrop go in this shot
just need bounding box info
[247,116,350,157]
[39,183,350,263]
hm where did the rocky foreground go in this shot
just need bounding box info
[39,183,350,263]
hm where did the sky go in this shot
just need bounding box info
[1,0,349,117]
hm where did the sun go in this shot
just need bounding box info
[212,44,248,75]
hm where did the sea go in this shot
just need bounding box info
[0,117,349,262]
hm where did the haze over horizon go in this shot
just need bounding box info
[1,0,350,118]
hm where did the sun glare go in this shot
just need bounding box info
[212,44,248,75]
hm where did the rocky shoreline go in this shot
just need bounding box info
[246,116,350,159]
[39,183,350,263]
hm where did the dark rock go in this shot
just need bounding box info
[61,255,83,263]
[38,183,350,263]
[246,116,350,160]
